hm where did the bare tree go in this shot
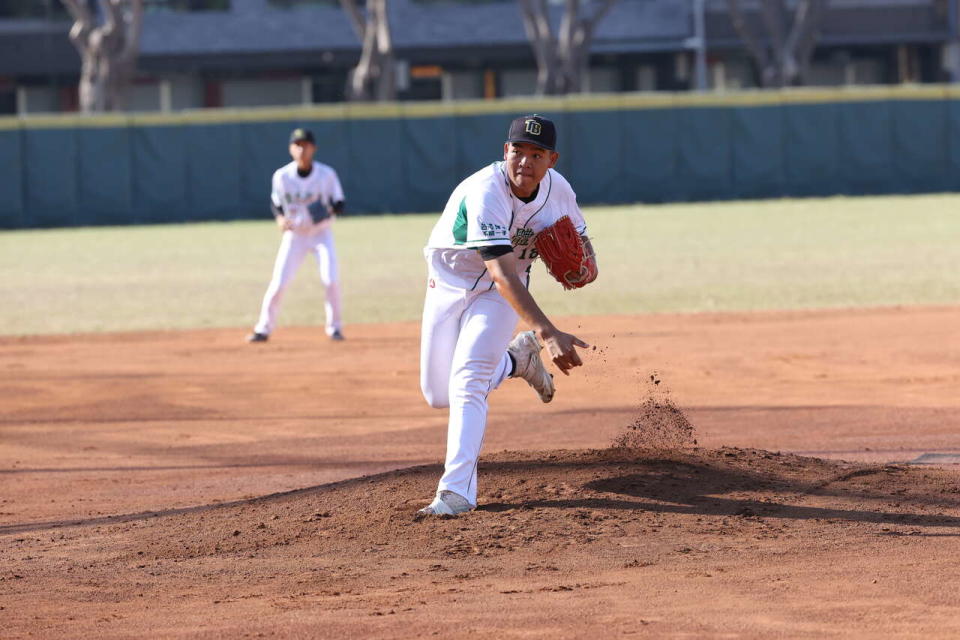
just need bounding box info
[61,0,144,112]
[340,0,395,102]
[727,0,829,88]
[519,0,617,96]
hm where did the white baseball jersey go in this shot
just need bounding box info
[271,161,344,234]
[426,162,587,290]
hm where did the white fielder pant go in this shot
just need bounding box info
[420,272,517,506]
[255,228,342,336]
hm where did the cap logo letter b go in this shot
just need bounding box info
[525,120,542,136]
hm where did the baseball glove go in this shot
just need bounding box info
[307,200,331,224]
[534,216,596,290]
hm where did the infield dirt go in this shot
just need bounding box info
[2,307,960,638]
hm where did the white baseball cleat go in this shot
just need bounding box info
[417,490,475,516]
[507,330,555,403]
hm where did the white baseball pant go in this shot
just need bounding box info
[420,271,517,506]
[255,228,342,336]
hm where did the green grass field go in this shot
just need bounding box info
[1,194,958,336]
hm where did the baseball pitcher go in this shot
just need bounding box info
[418,114,598,516]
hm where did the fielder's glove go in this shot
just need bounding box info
[307,200,332,224]
[534,215,597,290]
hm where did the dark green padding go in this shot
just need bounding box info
[0,130,23,228]
[783,103,842,197]
[184,123,243,220]
[22,127,79,228]
[732,105,784,199]
[7,96,960,229]
[77,127,133,226]
[892,100,949,193]
[131,125,189,224]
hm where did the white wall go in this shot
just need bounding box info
[500,67,619,96]
[19,86,59,113]
[222,77,303,107]
[500,69,538,97]
[636,65,657,91]
[586,67,619,93]
[442,70,483,100]
[170,75,205,110]
[127,82,161,111]
[712,56,754,89]
[808,55,886,86]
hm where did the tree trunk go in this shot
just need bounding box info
[519,0,617,97]
[786,0,828,85]
[760,0,787,86]
[728,0,828,88]
[62,0,143,113]
[557,0,578,93]
[562,0,616,94]
[341,0,396,102]
[519,0,560,95]
[372,0,395,101]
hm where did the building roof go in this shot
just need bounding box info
[137,0,689,57]
[0,0,953,77]
[704,0,954,49]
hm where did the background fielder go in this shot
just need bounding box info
[247,128,347,343]
[418,114,598,516]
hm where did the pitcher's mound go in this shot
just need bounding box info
[127,447,958,564]
[8,446,960,638]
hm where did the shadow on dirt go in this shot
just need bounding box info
[3,448,958,538]
[477,452,960,508]
[474,452,960,530]
[479,494,960,530]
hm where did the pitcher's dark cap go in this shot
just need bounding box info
[289,127,315,144]
[506,114,556,151]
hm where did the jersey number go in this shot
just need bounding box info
[517,247,539,260]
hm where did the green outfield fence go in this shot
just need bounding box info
[2,85,960,229]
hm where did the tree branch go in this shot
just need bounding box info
[518,0,541,48]
[339,0,367,42]
[61,0,92,24]
[520,0,560,94]
[520,0,617,95]
[574,0,617,65]
[373,0,391,57]
[559,0,577,55]
[121,0,144,66]
[728,0,773,85]
[585,0,616,30]
[62,0,93,50]
[518,0,546,66]
[791,0,829,83]
[371,0,394,100]
[760,0,786,62]
[344,0,394,101]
